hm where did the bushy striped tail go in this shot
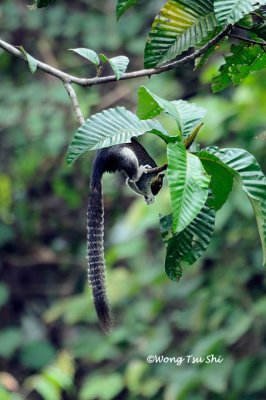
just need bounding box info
[87,176,113,333]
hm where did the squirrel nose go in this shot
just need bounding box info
[145,196,154,205]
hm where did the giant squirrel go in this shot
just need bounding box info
[87,138,164,332]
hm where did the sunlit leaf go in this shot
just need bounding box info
[144,0,217,68]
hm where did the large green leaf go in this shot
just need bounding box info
[206,146,266,265]
[214,0,266,25]
[167,142,210,233]
[137,86,182,123]
[137,87,207,140]
[198,151,234,210]
[144,0,217,68]
[172,100,207,140]
[116,0,138,19]
[162,203,215,281]
[66,107,166,165]
[212,44,266,93]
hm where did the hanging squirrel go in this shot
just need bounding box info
[87,138,165,332]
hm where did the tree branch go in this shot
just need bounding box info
[0,26,232,88]
[64,82,85,125]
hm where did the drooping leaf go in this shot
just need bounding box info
[108,56,129,80]
[116,0,138,19]
[66,107,166,165]
[212,44,266,93]
[206,146,266,265]
[167,142,210,233]
[99,54,129,79]
[198,151,234,210]
[163,203,215,281]
[144,0,217,68]
[29,0,56,9]
[69,48,100,66]
[19,46,38,74]
[214,0,266,26]
[172,100,207,140]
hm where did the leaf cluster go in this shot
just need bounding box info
[67,87,266,281]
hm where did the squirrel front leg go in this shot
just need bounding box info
[130,164,153,182]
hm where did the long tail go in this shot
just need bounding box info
[87,170,112,333]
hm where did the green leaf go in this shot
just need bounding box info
[252,20,266,40]
[80,374,124,400]
[0,328,22,358]
[214,0,266,25]
[144,0,217,68]
[108,56,129,80]
[116,0,138,19]
[172,100,207,140]
[99,54,129,79]
[167,142,210,233]
[164,203,215,280]
[19,340,56,369]
[137,87,207,140]
[0,283,9,308]
[26,377,60,400]
[212,44,266,93]
[66,107,166,165]
[137,86,182,123]
[29,0,56,10]
[206,146,266,265]
[198,151,234,210]
[19,46,38,74]
[69,48,100,66]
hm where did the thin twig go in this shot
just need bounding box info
[229,33,266,46]
[64,82,85,125]
[0,26,232,88]
[146,164,168,174]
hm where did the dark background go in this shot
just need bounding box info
[0,1,266,399]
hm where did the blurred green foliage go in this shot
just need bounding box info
[0,1,266,399]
